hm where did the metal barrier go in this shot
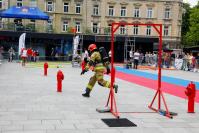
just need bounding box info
[0,52,72,62]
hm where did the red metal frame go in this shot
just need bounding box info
[106,22,172,119]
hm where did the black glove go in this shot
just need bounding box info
[106,67,110,74]
[81,69,88,75]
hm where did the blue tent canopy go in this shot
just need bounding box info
[0,6,49,20]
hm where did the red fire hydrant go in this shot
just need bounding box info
[185,81,196,113]
[44,62,48,76]
[57,70,64,92]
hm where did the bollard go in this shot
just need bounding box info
[44,62,48,76]
[185,81,196,113]
[57,70,64,92]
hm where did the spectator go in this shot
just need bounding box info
[0,46,4,61]
[36,50,39,62]
[195,53,199,72]
[133,50,140,69]
[129,49,133,61]
[145,52,149,65]
[8,47,15,62]
[32,50,36,62]
[182,53,189,71]
[21,48,27,66]
[51,48,55,61]
[187,53,192,71]
[152,52,157,67]
[164,53,170,68]
[27,48,33,62]
[83,48,89,59]
[149,52,153,65]
[108,50,111,61]
[192,55,196,72]
[139,52,144,65]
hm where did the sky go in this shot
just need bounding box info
[183,0,198,7]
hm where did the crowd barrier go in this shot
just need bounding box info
[0,52,73,62]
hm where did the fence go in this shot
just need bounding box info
[0,52,73,62]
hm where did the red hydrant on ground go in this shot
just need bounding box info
[185,81,196,113]
[44,62,48,76]
[57,70,64,92]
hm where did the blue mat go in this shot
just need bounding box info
[116,67,199,90]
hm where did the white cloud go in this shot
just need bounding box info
[184,0,198,7]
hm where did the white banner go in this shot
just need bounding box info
[175,59,183,70]
[73,35,79,55]
[18,33,26,55]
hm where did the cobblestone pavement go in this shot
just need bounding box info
[0,62,199,133]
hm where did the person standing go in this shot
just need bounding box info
[51,48,55,61]
[83,48,89,59]
[21,48,27,66]
[195,53,199,72]
[32,50,36,62]
[108,50,111,61]
[81,44,118,97]
[27,47,32,62]
[8,47,15,62]
[129,50,133,61]
[133,50,140,69]
[36,50,39,62]
[0,46,3,61]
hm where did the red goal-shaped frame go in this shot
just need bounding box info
[106,22,172,119]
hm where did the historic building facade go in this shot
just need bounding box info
[0,0,184,54]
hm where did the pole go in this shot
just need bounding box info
[158,25,162,110]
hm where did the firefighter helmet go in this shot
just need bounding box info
[88,44,97,52]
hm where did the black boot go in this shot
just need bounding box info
[113,84,118,93]
[82,88,91,97]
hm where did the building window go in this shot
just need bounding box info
[93,5,99,15]
[147,8,153,18]
[30,0,37,7]
[75,22,81,33]
[63,2,69,13]
[47,19,53,32]
[108,6,114,16]
[0,0,3,9]
[120,25,126,35]
[120,7,126,17]
[146,26,151,35]
[165,8,171,19]
[17,0,23,7]
[47,1,53,12]
[106,24,111,34]
[62,21,68,32]
[133,25,139,35]
[134,7,140,18]
[164,25,169,36]
[93,23,99,33]
[76,3,81,14]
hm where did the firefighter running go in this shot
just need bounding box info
[81,43,118,97]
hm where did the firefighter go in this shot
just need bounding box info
[81,43,118,97]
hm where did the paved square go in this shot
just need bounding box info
[0,62,199,133]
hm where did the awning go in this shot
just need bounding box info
[0,6,49,20]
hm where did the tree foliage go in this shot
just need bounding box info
[182,3,191,37]
[184,2,199,46]
[181,3,191,46]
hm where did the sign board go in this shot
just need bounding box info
[95,35,116,42]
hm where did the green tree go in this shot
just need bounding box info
[185,4,199,46]
[181,3,191,46]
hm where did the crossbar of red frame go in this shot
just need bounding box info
[105,22,172,119]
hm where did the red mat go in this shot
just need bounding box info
[116,71,199,103]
